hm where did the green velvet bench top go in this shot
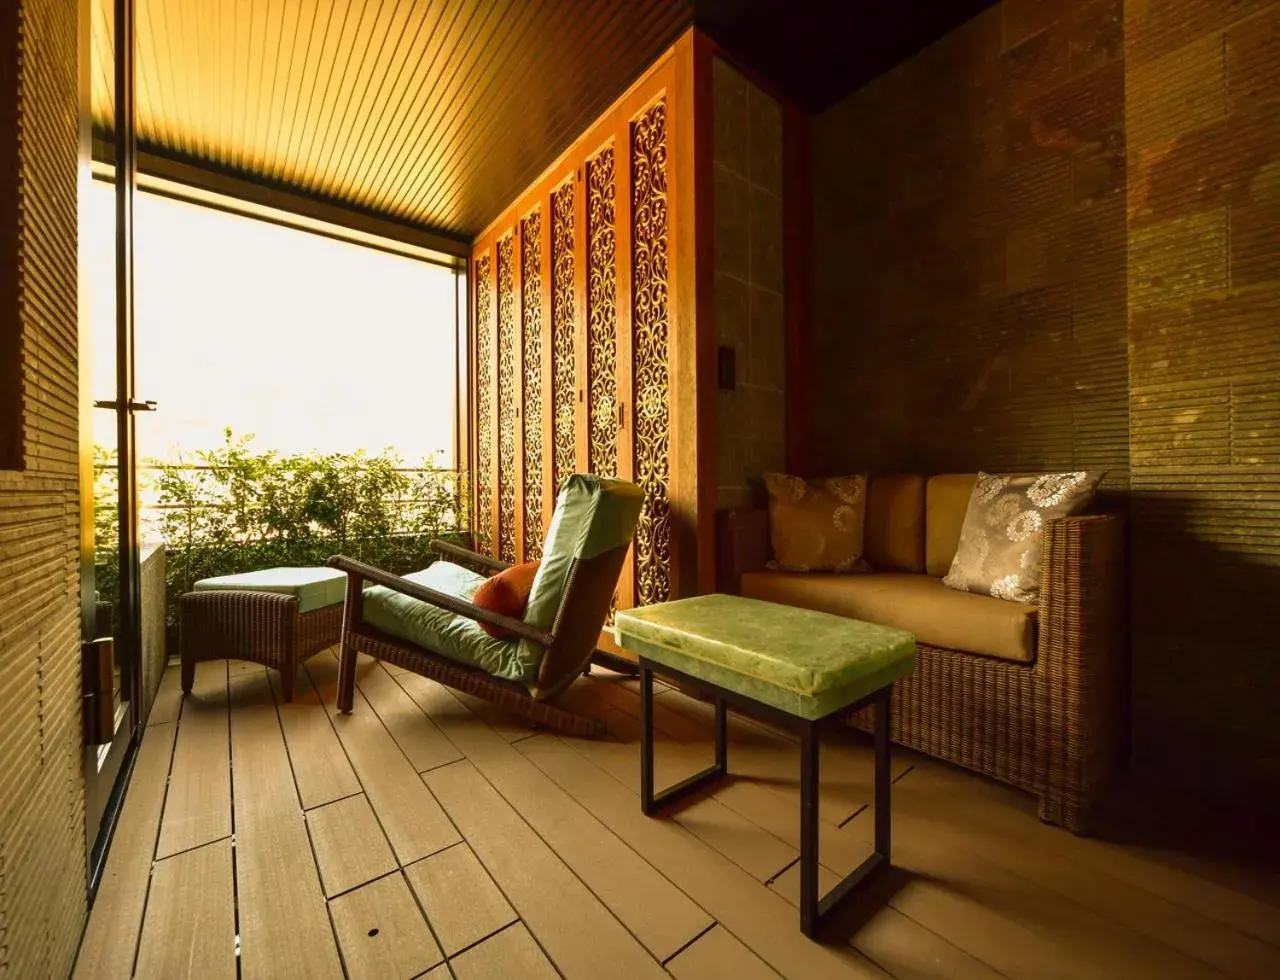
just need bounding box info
[615,594,916,720]
[193,566,347,614]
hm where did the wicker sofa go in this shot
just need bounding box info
[717,473,1126,833]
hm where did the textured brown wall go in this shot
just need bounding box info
[0,0,89,974]
[813,0,1128,492]
[813,0,1280,805]
[1125,0,1280,803]
[713,56,787,509]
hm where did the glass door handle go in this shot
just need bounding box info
[93,399,158,412]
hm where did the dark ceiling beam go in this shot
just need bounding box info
[693,0,998,111]
[93,137,470,258]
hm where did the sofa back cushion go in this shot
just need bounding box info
[865,475,925,573]
[925,474,978,576]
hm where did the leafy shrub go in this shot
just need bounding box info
[94,431,469,636]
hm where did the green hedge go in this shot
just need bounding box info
[95,431,469,633]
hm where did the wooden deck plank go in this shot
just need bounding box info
[271,661,362,811]
[81,636,1280,980]
[911,758,1280,950]
[147,663,184,726]
[450,689,541,742]
[422,758,669,980]
[768,861,1005,980]
[156,661,231,859]
[404,842,517,956]
[883,763,1280,979]
[649,683,909,824]
[133,840,236,980]
[354,657,464,772]
[306,794,398,898]
[228,667,344,980]
[837,793,1221,980]
[575,676,904,826]
[395,670,714,962]
[449,923,559,980]
[515,733,890,980]
[327,872,443,980]
[306,653,460,864]
[665,924,783,980]
[73,721,178,980]
[578,706,869,887]
[591,707,799,882]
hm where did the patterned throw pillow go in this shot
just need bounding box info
[942,471,1102,603]
[763,473,869,573]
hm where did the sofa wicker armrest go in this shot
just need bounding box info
[716,506,771,594]
[1036,513,1127,831]
[327,554,553,646]
[430,539,511,575]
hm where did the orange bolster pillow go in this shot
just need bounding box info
[472,560,541,638]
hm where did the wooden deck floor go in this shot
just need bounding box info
[74,651,1280,980]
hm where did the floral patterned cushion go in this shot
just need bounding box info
[763,473,869,573]
[942,471,1102,603]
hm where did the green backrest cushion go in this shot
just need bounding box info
[519,474,644,661]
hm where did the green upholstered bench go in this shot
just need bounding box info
[180,567,346,702]
[615,594,915,940]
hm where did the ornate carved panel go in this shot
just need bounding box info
[586,146,618,479]
[550,183,576,496]
[631,100,671,606]
[474,255,493,554]
[496,235,517,565]
[521,211,544,559]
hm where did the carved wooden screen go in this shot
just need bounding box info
[520,211,544,558]
[586,145,619,480]
[630,98,672,606]
[550,183,576,497]
[473,253,494,554]
[496,235,518,564]
[470,37,706,605]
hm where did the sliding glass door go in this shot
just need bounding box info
[81,0,144,891]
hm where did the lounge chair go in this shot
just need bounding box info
[327,474,643,737]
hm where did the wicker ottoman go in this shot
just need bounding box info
[180,567,346,702]
[615,594,916,940]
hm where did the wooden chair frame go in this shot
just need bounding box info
[327,539,628,737]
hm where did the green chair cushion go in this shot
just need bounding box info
[362,561,534,683]
[194,566,347,614]
[614,594,916,720]
[520,474,644,666]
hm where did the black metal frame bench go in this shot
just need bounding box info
[638,657,893,940]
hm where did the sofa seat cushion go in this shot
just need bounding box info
[362,561,535,684]
[740,570,1037,664]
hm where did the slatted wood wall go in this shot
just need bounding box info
[1124,0,1280,805]
[0,0,90,974]
[812,0,1129,493]
[812,0,1280,807]
[470,34,709,621]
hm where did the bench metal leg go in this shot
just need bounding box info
[800,685,892,939]
[640,663,728,815]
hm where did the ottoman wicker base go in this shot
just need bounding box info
[180,569,345,702]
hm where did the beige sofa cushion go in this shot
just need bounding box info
[865,475,925,573]
[741,570,1037,663]
[925,473,978,576]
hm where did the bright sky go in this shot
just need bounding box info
[88,182,460,467]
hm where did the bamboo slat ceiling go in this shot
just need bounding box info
[91,0,691,241]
